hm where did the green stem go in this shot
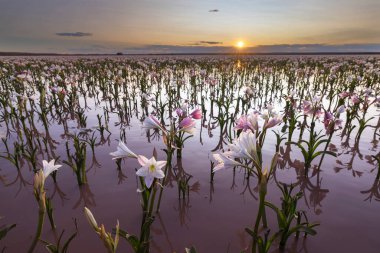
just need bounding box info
[156,151,172,213]
[27,209,45,253]
[252,191,266,253]
[147,184,157,218]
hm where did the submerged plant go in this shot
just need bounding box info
[288,130,336,174]
[28,160,61,253]
[40,229,78,253]
[109,142,168,252]
[142,109,201,211]
[264,183,319,249]
[245,229,279,253]
[64,136,88,185]
[1,55,380,253]
[213,130,280,253]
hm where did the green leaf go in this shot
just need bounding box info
[264,202,286,228]
[288,224,318,237]
[311,150,336,160]
[313,139,329,150]
[117,228,140,251]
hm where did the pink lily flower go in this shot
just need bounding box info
[190,108,202,119]
[302,100,312,114]
[323,111,334,129]
[338,92,350,99]
[175,108,184,117]
[235,115,250,131]
[179,117,196,134]
[350,95,360,104]
[143,115,164,132]
[235,112,259,132]
[264,115,283,129]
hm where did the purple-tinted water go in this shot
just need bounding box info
[1,55,380,253]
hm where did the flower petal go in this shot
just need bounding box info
[137,155,150,166]
[155,161,167,169]
[136,167,149,177]
[152,169,165,179]
[144,176,154,188]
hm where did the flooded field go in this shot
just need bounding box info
[0,55,380,253]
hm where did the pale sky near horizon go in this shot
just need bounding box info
[0,0,379,53]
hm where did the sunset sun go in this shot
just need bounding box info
[236,41,245,48]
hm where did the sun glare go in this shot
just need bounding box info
[236,41,245,48]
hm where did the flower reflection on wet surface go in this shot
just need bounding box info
[0,55,380,253]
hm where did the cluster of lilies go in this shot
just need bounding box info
[0,55,379,253]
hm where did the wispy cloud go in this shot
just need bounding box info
[208,9,219,12]
[55,32,92,37]
[189,41,223,46]
[199,41,223,45]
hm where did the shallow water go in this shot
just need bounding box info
[1,55,380,253]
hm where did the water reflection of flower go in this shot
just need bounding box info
[278,144,329,214]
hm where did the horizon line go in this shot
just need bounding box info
[1,51,380,56]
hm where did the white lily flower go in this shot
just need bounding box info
[212,153,242,172]
[42,159,62,179]
[110,141,138,159]
[136,155,166,188]
[247,112,260,131]
[225,130,257,160]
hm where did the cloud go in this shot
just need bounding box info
[208,9,219,12]
[189,41,223,45]
[199,41,223,45]
[55,32,92,37]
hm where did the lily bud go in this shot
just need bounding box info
[33,170,45,198]
[114,220,120,250]
[84,207,99,232]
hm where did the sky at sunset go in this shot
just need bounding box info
[0,0,379,54]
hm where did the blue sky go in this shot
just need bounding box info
[0,0,379,53]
